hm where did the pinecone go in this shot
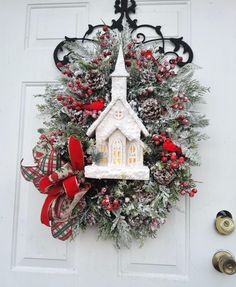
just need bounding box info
[85,69,105,90]
[153,168,176,185]
[141,98,162,119]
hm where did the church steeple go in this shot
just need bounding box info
[111,45,129,77]
[111,45,129,101]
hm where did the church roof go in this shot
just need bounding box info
[86,97,149,137]
[102,126,146,148]
[103,126,134,142]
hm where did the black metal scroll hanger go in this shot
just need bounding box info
[53,0,193,70]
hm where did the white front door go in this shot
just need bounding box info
[1,0,236,286]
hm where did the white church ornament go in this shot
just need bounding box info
[85,46,150,180]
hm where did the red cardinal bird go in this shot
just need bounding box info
[163,138,182,153]
[82,98,104,111]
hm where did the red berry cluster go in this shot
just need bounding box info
[155,58,178,82]
[152,132,167,145]
[56,63,72,77]
[56,80,93,105]
[171,95,190,125]
[161,152,185,169]
[91,57,102,65]
[152,132,166,145]
[171,94,189,110]
[39,130,63,144]
[178,115,189,125]
[124,42,137,67]
[101,195,120,211]
[93,28,112,62]
[179,181,198,197]
[124,44,182,84]
[99,26,112,52]
[67,79,93,98]
[57,94,82,110]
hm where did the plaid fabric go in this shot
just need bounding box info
[21,162,44,182]
[51,195,73,241]
[49,163,74,184]
[51,220,72,241]
[33,176,44,190]
[52,195,69,219]
[32,140,63,175]
[21,137,63,187]
[37,150,62,175]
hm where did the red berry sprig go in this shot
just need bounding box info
[92,57,102,65]
[155,58,177,82]
[152,132,167,145]
[60,64,72,77]
[99,25,111,51]
[124,41,137,67]
[163,152,185,169]
[100,194,120,211]
[179,181,198,197]
[63,75,95,100]
[56,94,75,109]
[171,94,189,110]
[179,115,189,126]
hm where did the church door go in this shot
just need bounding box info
[109,129,125,167]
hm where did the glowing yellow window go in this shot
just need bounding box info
[111,140,122,166]
[128,144,137,166]
[99,143,108,165]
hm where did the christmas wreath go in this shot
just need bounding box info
[21,27,208,248]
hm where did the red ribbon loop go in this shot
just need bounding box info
[41,194,60,227]
[68,136,84,171]
[63,176,80,199]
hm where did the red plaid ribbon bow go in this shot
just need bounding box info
[21,135,91,241]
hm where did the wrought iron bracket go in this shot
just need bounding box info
[54,0,193,70]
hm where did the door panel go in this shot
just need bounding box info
[1,0,236,286]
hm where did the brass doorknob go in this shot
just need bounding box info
[215,210,235,235]
[212,251,236,275]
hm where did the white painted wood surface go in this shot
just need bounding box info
[1,0,236,286]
